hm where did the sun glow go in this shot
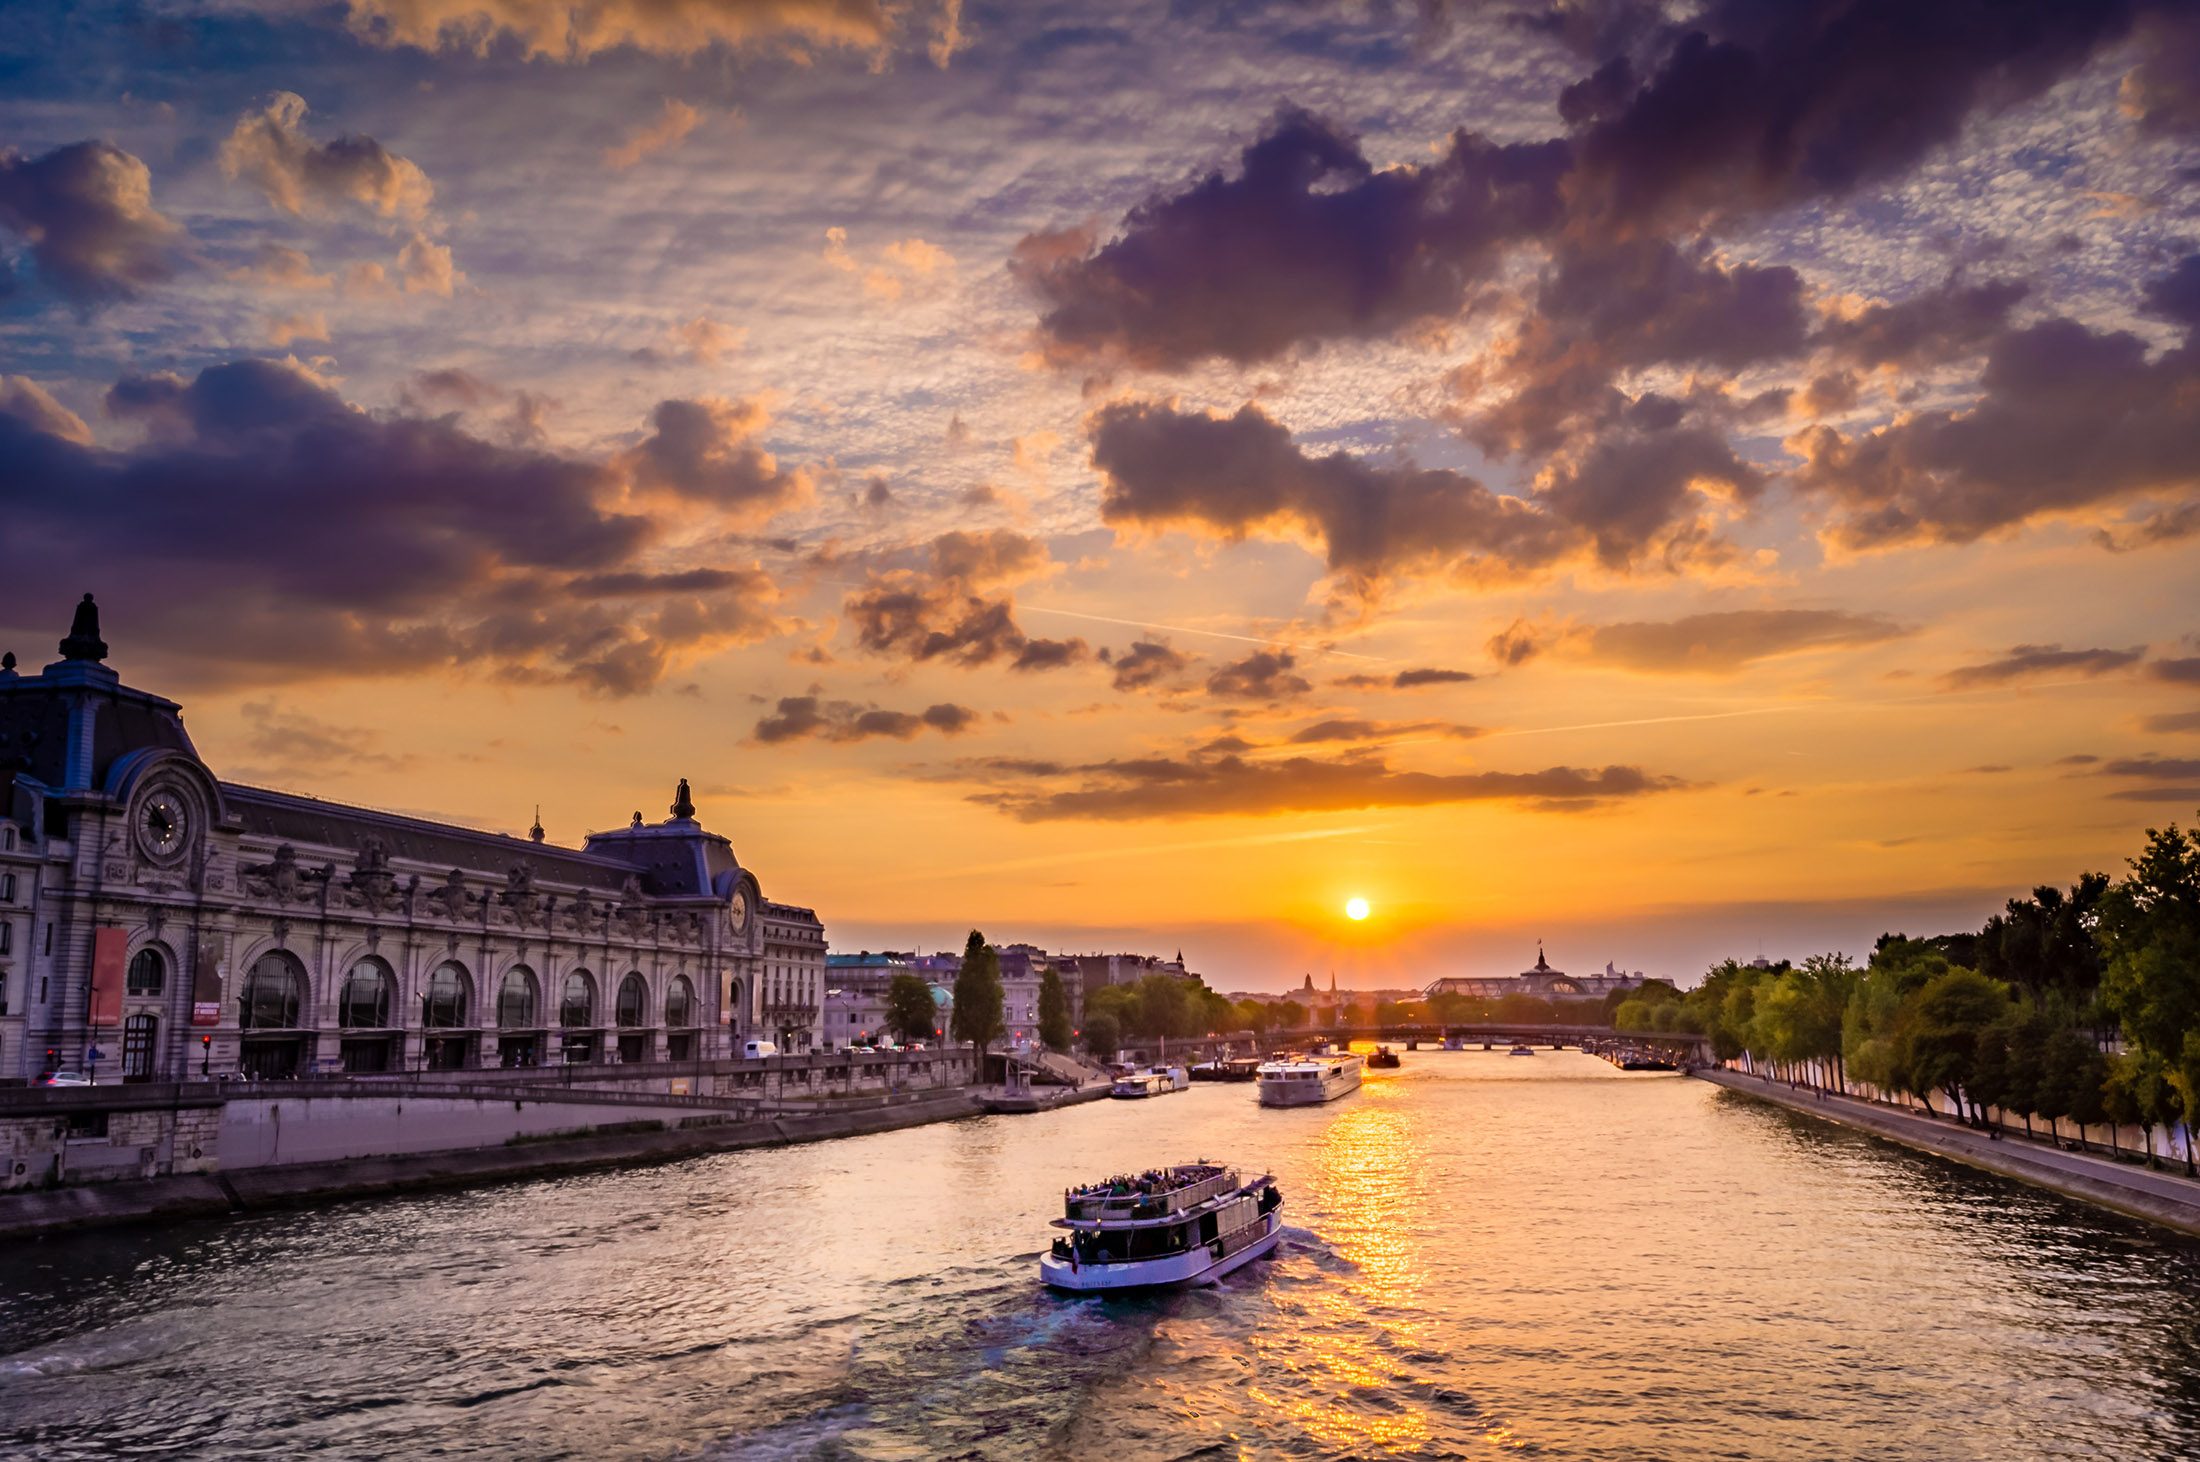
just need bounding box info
[1346,896,1371,921]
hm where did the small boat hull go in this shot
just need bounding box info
[1040,1210,1284,1293]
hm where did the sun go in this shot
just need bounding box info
[1345,896,1371,921]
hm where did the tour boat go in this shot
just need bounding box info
[1507,1043,1536,1057]
[1110,1065,1189,1098]
[1441,1034,1467,1051]
[1367,1045,1401,1069]
[1041,1162,1284,1292]
[1256,1051,1363,1106]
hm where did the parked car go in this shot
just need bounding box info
[741,1038,779,1060]
[35,1069,92,1087]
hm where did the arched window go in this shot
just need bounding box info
[239,952,304,1030]
[424,962,470,1028]
[666,975,695,1028]
[617,973,648,1028]
[339,959,393,1028]
[127,948,166,997]
[560,971,595,1028]
[499,968,539,1028]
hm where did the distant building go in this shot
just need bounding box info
[758,900,826,1053]
[821,951,914,1049]
[1423,946,1648,1003]
[0,594,816,1082]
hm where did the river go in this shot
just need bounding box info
[3,1051,2198,1459]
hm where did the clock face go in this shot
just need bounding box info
[139,790,189,861]
[729,887,750,930]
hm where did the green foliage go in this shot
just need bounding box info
[1082,1010,1121,1060]
[1977,874,2108,998]
[1899,969,2010,1109]
[2099,822,2200,1062]
[883,973,938,1047]
[949,929,1006,1052]
[1037,970,1072,1051]
[1233,999,1274,1035]
[1275,999,1306,1028]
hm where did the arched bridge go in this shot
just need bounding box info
[1278,1023,1711,1057]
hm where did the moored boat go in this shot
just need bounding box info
[1041,1162,1284,1292]
[1507,1043,1536,1057]
[1256,1051,1363,1105]
[1110,1065,1189,1098]
[1367,1045,1401,1069]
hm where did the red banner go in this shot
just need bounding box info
[90,927,127,1027]
[192,948,223,1027]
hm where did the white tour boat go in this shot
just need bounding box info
[1109,1064,1189,1098]
[1255,1051,1363,1106]
[1041,1162,1284,1292]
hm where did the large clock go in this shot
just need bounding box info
[138,789,190,862]
[729,885,751,932]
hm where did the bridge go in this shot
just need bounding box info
[1250,1023,1711,1059]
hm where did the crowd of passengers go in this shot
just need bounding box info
[1070,1165,1224,1200]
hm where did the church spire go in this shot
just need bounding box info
[529,805,545,843]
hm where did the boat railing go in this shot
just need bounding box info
[1066,1167,1236,1219]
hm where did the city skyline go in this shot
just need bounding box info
[5,1,2198,990]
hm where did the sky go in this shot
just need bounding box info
[3,0,2199,991]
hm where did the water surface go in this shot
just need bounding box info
[4,1051,2197,1458]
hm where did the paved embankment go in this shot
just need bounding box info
[1698,1068,2200,1239]
[0,1088,982,1240]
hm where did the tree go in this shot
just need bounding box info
[1234,999,1274,1035]
[949,929,1006,1055]
[1969,1021,2011,1131]
[2175,1031,2200,1178]
[1083,1011,1121,1060]
[1275,999,1306,1029]
[1899,969,2010,1119]
[2063,1036,2111,1155]
[2100,822,2200,1060]
[884,974,937,1047]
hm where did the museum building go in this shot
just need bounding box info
[0,596,825,1082]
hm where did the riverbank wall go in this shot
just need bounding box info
[0,1085,984,1239]
[1698,1068,2200,1239]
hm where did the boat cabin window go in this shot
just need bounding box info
[1071,1220,1197,1263]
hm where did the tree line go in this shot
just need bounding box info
[1638,820,2200,1171]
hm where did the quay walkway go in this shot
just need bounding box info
[1699,1068,2200,1239]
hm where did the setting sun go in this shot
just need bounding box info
[1346,897,1371,921]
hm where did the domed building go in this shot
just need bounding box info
[0,595,825,1082]
[1423,946,1647,1003]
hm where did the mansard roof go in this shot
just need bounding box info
[223,782,653,893]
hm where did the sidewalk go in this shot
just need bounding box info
[1698,1068,2200,1239]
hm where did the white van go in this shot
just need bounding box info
[742,1038,778,1060]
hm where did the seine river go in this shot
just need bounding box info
[4,1052,2199,1459]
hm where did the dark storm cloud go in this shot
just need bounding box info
[2150,657,2200,686]
[0,358,785,695]
[1813,278,2030,369]
[970,751,1691,821]
[751,694,980,745]
[1099,639,1190,692]
[840,528,1084,672]
[1205,649,1311,701]
[0,141,180,306]
[1014,105,1567,368]
[1465,236,1808,458]
[1940,643,2146,688]
[1795,262,2200,548]
[1023,3,2152,372]
[1560,0,2146,230]
[1536,421,1766,569]
[1088,399,1578,588]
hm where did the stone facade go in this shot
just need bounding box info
[758,899,825,1053]
[0,595,825,1083]
[1423,947,1646,1003]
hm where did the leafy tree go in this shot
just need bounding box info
[1977,874,2109,999]
[1969,1021,2012,1130]
[2100,821,2200,1062]
[1275,999,1306,1029]
[1614,998,1656,1033]
[1083,1011,1121,1060]
[1037,970,1072,1052]
[1899,969,2010,1119]
[2175,1031,2200,1178]
[884,974,938,1047]
[2109,1050,2176,1169]
[2063,1035,2111,1155]
[949,929,1006,1055]
[1233,999,1274,1035]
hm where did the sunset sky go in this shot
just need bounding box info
[4,1,2198,989]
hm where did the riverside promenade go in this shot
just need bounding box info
[1700,1067,2200,1239]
